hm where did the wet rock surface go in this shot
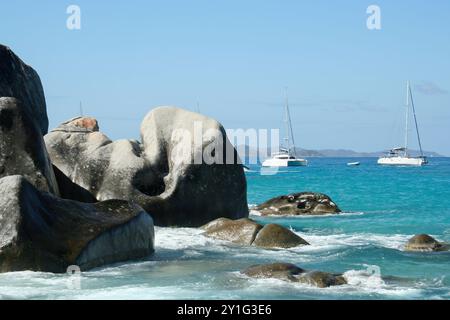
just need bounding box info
[256,192,341,216]
[404,234,449,252]
[203,218,309,248]
[241,263,347,288]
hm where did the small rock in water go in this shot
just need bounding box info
[252,224,309,248]
[202,218,262,245]
[241,263,347,288]
[256,192,341,216]
[202,218,309,248]
[296,271,347,288]
[404,234,449,252]
[242,263,304,281]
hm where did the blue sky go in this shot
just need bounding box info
[1,0,449,154]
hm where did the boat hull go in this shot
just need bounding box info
[377,156,427,166]
[261,158,308,167]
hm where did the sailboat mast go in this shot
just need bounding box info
[284,87,290,151]
[404,81,410,156]
[408,83,425,157]
[284,88,297,156]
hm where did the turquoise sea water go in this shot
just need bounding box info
[1,158,449,300]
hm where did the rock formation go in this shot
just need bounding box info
[202,218,309,248]
[0,97,59,195]
[0,44,48,134]
[255,192,341,216]
[45,108,249,227]
[0,175,154,273]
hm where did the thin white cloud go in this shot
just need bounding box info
[414,81,448,95]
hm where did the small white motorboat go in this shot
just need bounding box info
[347,162,360,166]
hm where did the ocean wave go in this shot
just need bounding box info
[250,211,365,218]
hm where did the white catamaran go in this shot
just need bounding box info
[378,81,428,166]
[262,90,308,167]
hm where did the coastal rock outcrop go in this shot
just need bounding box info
[255,192,341,216]
[404,234,449,252]
[0,44,48,134]
[0,175,155,273]
[45,107,248,227]
[202,218,309,248]
[0,97,59,195]
[241,263,347,288]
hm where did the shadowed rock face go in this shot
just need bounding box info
[0,97,59,195]
[0,175,155,273]
[202,218,309,249]
[252,224,309,248]
[45,107,249,227]
[404,234,449,252]
[255,192,341,216]
[0,44,48,135]
[241,263,347,288]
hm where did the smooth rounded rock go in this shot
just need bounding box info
[252,224,309,248]
[404,234,448,252]
[202,218,263,245]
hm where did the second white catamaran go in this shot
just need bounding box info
[378,81,428,166]
[262,90,308,167]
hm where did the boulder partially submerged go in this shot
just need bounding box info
[45,107,249,227]
[241,263,347,288]
[252,224,309,248]
[202,218,262,245]
[0,175,155,273]
[255,192,341,216]
[404,234,449,252]
[202,218,309,248]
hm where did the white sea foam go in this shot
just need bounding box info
[249,211,365,218]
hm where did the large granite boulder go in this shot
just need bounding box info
[256,192,341,216]
[0,175,155,273]
[202,218,309,249]
[0,44,48,134]
[202,218,263,245]
[45,107,248,227]
[0,97,59,195]
[241,263,347,288]
[404,234,449,252]
[252,224,309,248]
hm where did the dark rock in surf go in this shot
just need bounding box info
[242,263,304,281]
[45,107,248,227]
[255,192,341,216]
[404,234,449,252]
[0,44,48,134]
[252,223,309,248]
[202,218,309,248]
[0,175,155,273]
[0,97,59,195]
[241,263,347,288]
[296,271,347,288]
[202,218,263,245]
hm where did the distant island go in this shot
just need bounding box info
[238,145,445,163]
